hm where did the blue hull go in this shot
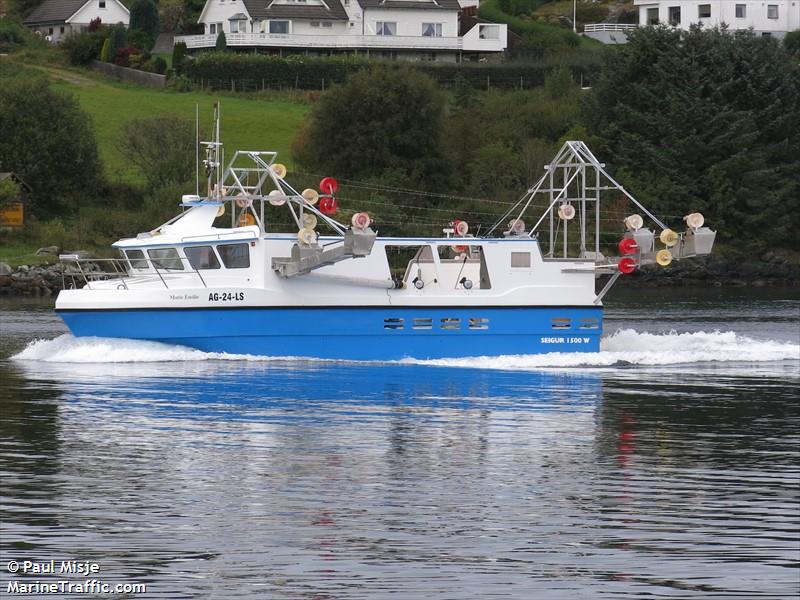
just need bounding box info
[57,306,603,360]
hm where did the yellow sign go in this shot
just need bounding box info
[0,202,24,227]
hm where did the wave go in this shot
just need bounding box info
[11,329,800,370]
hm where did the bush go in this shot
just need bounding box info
[108,22,127,61]
[100,37,110,61]
[129,0,159,38]
[61,29,106,64]
[0,77,101,217]
[117,115,197,188]
[88,17,102,32]
[785,30,800,57]
[127,28,154,51]
[0,18,31,52]
[151,56,167,74]
[215,31,226,51]
[172,40,187,74]
[114,46,138,67]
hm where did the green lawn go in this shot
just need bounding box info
[45,70,309,183]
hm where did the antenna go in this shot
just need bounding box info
[195,104,199,197]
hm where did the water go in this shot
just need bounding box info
[1,288,799,599]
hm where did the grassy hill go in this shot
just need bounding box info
[9,61,309,184]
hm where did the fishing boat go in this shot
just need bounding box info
[55,111,716,360]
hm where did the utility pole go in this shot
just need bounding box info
[573,0,577,33]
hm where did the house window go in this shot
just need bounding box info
[322,21,332,28]
[421,22,442,37]
[99,0,105,7]
[344,0,349,4]
[767,5,778,19]
[310,21,320,27]
[478,24,499,39]
[646,7,658,25]
[60,26,65,33]
[230,19,247,33]
[698,4,711,18]
[735,4,746,18]
[210,23,216,34]
[668,6,680,26]
[48,27,54,34]
[269,20,289,34]
[376,21,396,36]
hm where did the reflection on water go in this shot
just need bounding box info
[1,293,799,599]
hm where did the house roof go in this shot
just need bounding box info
[24,0,129,25]
[241,0,349,21]
[357,0,460,10]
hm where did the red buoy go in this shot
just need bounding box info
[319,197,338,215]
[618,257,637,275]
[618,238,639,255]
[319,177,339,195]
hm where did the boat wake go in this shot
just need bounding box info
[11,329,800,370]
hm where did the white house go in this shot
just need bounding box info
[177,0,507,61]
[24,0,130,43]
[634,0,800,38]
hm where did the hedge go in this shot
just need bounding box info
[183,51,604,91]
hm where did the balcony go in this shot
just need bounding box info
[175,24,507,53]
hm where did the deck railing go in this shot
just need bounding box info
[583,23,639,33]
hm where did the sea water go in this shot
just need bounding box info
[0,288,798,599]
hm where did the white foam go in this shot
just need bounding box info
[10,330,800,369]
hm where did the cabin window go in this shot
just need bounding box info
[441,318,461,330]
[185,246,221,270]
[478,24,499,39]
[376,21,396,36]
[468,318,489,330]
[217,243,250,268]
[668,6,680,25]
[511,252,531,268]
[125,249,148,270]
[384,318,404,330]
[422,23,442,37]
[698,4,711,18]
[148,248,184,270]
[735,4,746,18]
[269,20,290,34]
[767,5,778,19]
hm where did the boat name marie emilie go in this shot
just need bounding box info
[169,294,200,301]
[19,560,100,574]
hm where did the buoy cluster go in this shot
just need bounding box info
[617,211,706,275]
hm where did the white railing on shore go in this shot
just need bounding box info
[176,32,464,51]
[583,23,639,33]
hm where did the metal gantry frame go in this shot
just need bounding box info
[485,141,667,260]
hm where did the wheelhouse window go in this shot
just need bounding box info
[767,5,778,19]
[148,248,184,270]
[511,252,531,268]
[698,4,711,18]
[185,246,221,270]
[735,4,746,18]
[422,22,442,37]
[125,249,148,270]
[218,243,250,268]
[376,21,396,36]
[668,6,680,26]
[478,24,499,39]
[269,20,290,34]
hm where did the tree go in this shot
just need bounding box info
[108,22,127,60]
[785,30,800,57]
[117,115,197,189]
[586,25,800,247]
[129,0,159,38]
[294,66,452,189]
[0,77,101,216]
[215,31,226,51]
[172,41,187,74]
[100,37,110,62]
[0,178,21,208]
